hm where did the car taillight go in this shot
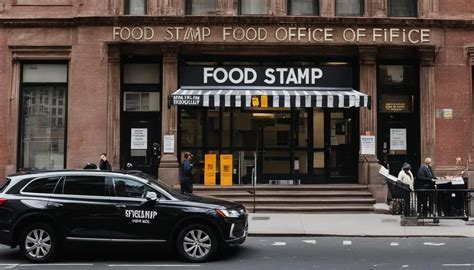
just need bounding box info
[0,198,7,206]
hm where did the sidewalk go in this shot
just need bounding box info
[247,213,474,237]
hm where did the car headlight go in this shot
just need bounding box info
[216,209,240,218]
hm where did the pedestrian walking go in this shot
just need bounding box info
[398,162,414,191]
[397,162,414,215]
[150,142,161,178]
[99,153,112,171]
[180,152,194,194]
[416,157,436,217]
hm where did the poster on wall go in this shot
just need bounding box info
[220,154,233,186]
[390,129,407,150]
[360,135,376,155]
[204,154,217,186]
[131,128,148,150]
[163,135,175,153]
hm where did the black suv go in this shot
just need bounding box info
[0,170,247,263]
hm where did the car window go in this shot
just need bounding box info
[63,176,106,197]
[22,177,62,194]
[113,178,149,198]
[0,178,11,193]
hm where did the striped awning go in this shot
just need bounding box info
[169,86,371,109]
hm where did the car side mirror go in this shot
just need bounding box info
[145,191,158,201]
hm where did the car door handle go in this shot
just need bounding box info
[115,204,127,209]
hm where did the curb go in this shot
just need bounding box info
[247,233,471,238]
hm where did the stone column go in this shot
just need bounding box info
[158,0,185,15]
[5,59,21,176]
[216,0,235,15]
[419,47,436,164]
[269,0,286,16]
[159,49,180,186]
[418,0,439,18]
[106,45,121,168]
[370,0,387,17]
[466,48,474,192]
[358,46,385,202]
[319,0,334,17]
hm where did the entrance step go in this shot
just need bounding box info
[193,184,376,213]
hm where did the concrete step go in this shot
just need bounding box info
[210,197,376,204]
[192,184,376,213]
[242,204,375,212]
[195,191,374,197]
[193,184,369,192]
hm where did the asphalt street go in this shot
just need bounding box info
[0,237,473,270]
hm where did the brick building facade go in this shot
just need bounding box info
[1,0,474,202]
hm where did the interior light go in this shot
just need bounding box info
[252,113,275,118]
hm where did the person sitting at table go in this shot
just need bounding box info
[397,163,414,215]
[416,157,436,217]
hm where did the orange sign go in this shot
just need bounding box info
[220,154,233,186]
[251,96,268,108]
[204,154,216,186]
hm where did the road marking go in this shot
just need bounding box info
[442,264,473,267]
[402,265,410,268]
[343,240,352,246]
[0,265,18,269]
[424,242,446,246]
[390,242,399,246]
[108,265,201,268]
[271,241,287,246]
[19,264,94,267]
[302,240,317,245]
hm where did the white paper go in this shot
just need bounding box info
[390,129,407,151]
[131,128,147,150]
[163,135,175,153]
[378,166,398,182]
[449,177,465,185]
[360,135,376,155]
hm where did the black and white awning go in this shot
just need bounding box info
[169,86,371,109]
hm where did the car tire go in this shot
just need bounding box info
[19,223,58,263]
[176,224,218,263]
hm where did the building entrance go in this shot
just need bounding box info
[179,107,359,185]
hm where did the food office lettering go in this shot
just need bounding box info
[113,26,431,44]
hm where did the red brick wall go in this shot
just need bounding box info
[0,0,113,18]
[439,0,474,18]
[434,29,473,167]
[66,27,110,169]
[0,28,7,178]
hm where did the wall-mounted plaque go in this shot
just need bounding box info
[379,95,413,113]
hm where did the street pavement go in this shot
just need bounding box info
[248,213,474,237]
[0,237,473,270]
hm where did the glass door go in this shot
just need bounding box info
[311,109,326,183]
[327,109,358,183]
[249,110,291,184]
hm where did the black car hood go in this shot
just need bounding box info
[181,194,242,209]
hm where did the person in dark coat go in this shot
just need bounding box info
[180,152,194,194]
[99,153,112,171]
[83,162,98,170]
[416,157,436,217]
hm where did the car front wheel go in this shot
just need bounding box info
[176,224,218,263]
[19,223,58,263]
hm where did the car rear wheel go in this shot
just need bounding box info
[19,223,58,263]
[176,224,218,263]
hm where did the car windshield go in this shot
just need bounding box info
[126,171,185,199]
